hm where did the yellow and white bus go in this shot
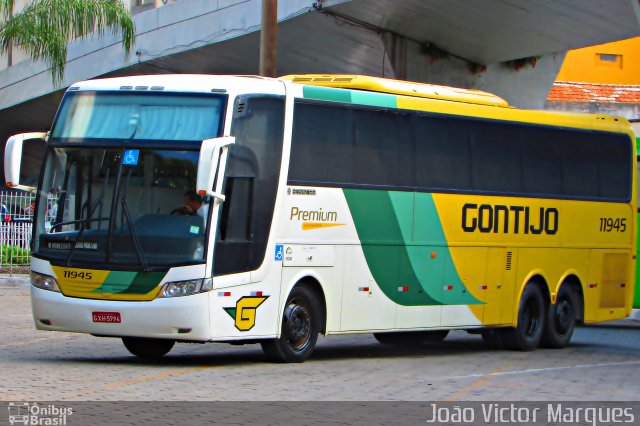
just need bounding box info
[4,74,636,362]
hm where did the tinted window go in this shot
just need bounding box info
[289,100,632,202]
[522,128,563,196]
[414,116,470,189]
[561,135,600,197]
[470,122,522,193]
[599,134,631,199]
[290,103,412,188]
[353,109,413,187]
[290,103,352,185]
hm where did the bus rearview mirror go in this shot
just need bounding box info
[4,132,47,193]
[196,136,235,203]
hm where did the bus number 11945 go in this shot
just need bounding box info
[62,270,93,280]
[599,217,627,232]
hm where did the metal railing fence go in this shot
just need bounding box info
[0,191,35,272]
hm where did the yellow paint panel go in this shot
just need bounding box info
[51,266,110,295]
[600,253,629,308]
[50,266,162,301]
[432,194,633,248]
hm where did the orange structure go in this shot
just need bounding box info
[555,37,640,85]
[546,37,640,120]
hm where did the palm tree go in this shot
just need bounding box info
[0,0,135,84]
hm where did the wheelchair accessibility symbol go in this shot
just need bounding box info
[122,149,139,166]
[274,244,284,261]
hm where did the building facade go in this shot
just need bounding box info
[546,37,640,120]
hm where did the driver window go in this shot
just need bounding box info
[214,95,285,275]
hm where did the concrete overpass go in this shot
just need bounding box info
[1,0,639,164]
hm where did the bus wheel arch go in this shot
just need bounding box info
[558,274,584,323]
[261,277,326,362]
[518,273,551,307]
[502,277,548,351]
[294,277,327,335]
[541,276,582,348]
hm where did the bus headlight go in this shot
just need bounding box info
[30,272,60,292]
[159,278,213,298]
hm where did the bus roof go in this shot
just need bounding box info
[283,74,634,136]
[281,74,510,107]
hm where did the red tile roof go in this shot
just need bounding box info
[547,81,640,103]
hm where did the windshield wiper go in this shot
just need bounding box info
[62,161,111,266]
[64,198,105,266]
[120,198,149,271]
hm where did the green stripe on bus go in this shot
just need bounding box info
[124,272,167,294]
[351,91,397,108]
[92,271,165,295]
[344,189,481,306]
[302,85,398,108]
[303,86,352,103]
[92,271,136,293]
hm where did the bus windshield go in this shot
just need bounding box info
[32,91,226,268]
[34,147,210,267]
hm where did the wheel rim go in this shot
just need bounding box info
[553,297,574,336]
[523,298,542,338]
[282,298,312,352]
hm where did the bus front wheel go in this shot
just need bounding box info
[122,337,175,359]
[541,286,577,348]
[501,283,546,351]
[261,286,320,363]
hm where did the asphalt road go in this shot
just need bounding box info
[2,277,640,403]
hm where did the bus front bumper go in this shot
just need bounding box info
[31,286,212,341]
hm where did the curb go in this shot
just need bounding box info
[0,274,29,287]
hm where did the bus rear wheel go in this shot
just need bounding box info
[373,330,449,345]
[541,286,577,348]
[122,337,175,359]
[501,283,546,351]
[261,286,319,363]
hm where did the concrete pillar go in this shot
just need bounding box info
[383,33,566,109]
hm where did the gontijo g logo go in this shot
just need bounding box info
[224,296,269,331]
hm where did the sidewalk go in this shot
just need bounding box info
[0,273,29,287]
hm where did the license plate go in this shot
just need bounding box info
[92,311,121,323]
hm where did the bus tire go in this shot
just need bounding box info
[122,337,175,359]
[373,330,449,345]
[541,286,577,348]
[501,283,546,351]
[261,286,319,363]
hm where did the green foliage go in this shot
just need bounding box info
[1,244,30,265]
[0,0,135,85]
